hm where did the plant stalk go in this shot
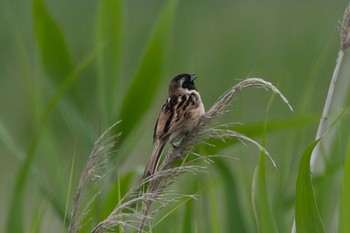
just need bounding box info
[310,49,344,172]
[291,49,345,233]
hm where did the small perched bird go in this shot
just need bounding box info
[143,73,205,179]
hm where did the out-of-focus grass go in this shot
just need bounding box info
[252,154,278,233]
[295,140,326,233]
[339,137,350,233]
[117,0,176,160]
[1,0,350,232]
[96,0,122,128]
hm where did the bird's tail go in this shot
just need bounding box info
[143,140,165,179]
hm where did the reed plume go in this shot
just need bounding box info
[69,122,121,233]
[91,77,292,233]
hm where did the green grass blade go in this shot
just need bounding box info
[295,139,325,233]
[42,53,96,123]
[6,139,38,233]
[201,116,316,154]
[33,0,72,83]
[117,0,176,142]
[64,145,77,228]
[28,208,42,233]
[0,119,24,160]
[96,0,122,127]
[182,198,195,233]
[153,195,195,229]
[339,137,350,233]
[100,171,135,220]
[28,201,50,233]
[208,185,220,233]
[214,159,247,233]
[1,2,39,121]
[233,116,316,137]
[5,48,96,233]
[252,154,278,233]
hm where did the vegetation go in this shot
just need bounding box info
[0,0,350,232]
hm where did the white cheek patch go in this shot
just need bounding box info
[190,89,199,95]
[179,87,192,94]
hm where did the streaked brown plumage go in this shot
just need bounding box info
[143,74,205,179]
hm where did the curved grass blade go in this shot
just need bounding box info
[201,116,316,154]
[0,119,24,160]
[251,88,278,233]
[33,0,72,84]
[100,171,135,220]
[96,0,123,127]
[295,139,325,233]
[339,137,350,233]
[64,145,77,228]
[291,107,348,232]
[208,183,220,233]
[1,2,38,121]
[69,122,121,233]
[182,198,195,233]
[5,46,97,233]
[252,154,278,233]
[117,0,177,142]
[214,159,247,233]
[153,195,197,229]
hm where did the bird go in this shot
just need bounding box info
[143,73,205,179]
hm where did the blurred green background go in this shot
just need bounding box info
[1,0,350,232]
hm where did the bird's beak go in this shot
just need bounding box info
[190,74,197,81]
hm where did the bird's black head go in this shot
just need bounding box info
[169,73,197,95]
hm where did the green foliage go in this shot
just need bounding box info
[5,0,74,230]
[295,140,326,233]
[201,116,316,154]
[214,159,247,233]
[100,171,135,220]
[1,0,350,232]
[252,154,278,233]
[339,137,350,233]
[182,198,196,233]
[96,0,123,127]
[118,0,176,146]
[33,0,72,84]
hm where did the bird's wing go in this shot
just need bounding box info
[154,94,198,142]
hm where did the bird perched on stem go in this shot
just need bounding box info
[143,74,205,179]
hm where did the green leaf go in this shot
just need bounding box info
[100,171,135,220]
[6,137,38,233]
[214,159,247,233]
[295,139,325,233]
[96,0,123,127]
[117,0,177,142]
[200,116,316,154]
[208,184,220,233]
[33,0,72,83]
[28,202,47,233]
[339,137,350,233]
[252,154,278,233]
[0,119,24,160]
[154,195,194,229]
[232,116,316,137]
[5,2,98,230]
[64,145,77,228]
[182,198,195,233]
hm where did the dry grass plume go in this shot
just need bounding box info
[89,77,292,233]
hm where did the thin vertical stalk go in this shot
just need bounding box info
[310,50,344,172]
[291,3,350,233]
